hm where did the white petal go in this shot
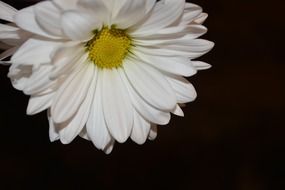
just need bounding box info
[15,6,60,39]
[148,125,158,141]
[166,75,197,104]
[23,64,55,95]
[79,127,90,140]
[61,10,101,41]
[181,3,202,25]
[103,139,115,154]
[0,1,17,22]
[53,0,78,10]
[137,39,214,59]
[78,0,111,25]
[0,46,17,61]
[50,42,86,80]
[131,0,185,36]
[34,1,63,37]
[8,65,33,91]
[48,109,60,142]
[11,37,61,67]
[102,68,133,143]
[191,61,212,70]
[52,62,93,123]
[27,92,55,115]
[112,0,156,29]
[119,69,171,125]
[194,13,208,24]
[131,110,151,145]
[124,58,176,111]
[135,50,197,77]
[58,64,96,144]
[172,104,184,117]
[87,70,113,150]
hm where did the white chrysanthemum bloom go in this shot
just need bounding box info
[1,0,214,153]
[0,2,30,64]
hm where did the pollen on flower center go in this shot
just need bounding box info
[86,27,132,69]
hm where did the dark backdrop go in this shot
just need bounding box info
[0,0,284,189]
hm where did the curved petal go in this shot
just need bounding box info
[172,104,184,117]
[51,62,94,124]
[11,37,61,67]
[148,125,158,141]
[48,109,60,142]
[78,0,111,25]
[131,0,185,36]
[119,69,170,125]
[134,50,197,77]
[102,68,133,143]
[61,10,101,41]
[123,58,176,111]
[34,1,63,37]
[166,75,197,104]
[112,0,156,29]
[191,61,212,70]
[15,6,60,39]
[86,70,113,151]
[131,110,151,145]
[0,1,17,22]
[53,0,79,10]
[27,92,55,115]
[180,3,202,25]
[57,64,96,144]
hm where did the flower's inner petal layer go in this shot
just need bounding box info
[87,27,131,69]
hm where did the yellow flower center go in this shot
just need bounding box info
[86,27,132,69]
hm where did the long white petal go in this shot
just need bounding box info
[11,37,61,67]
[0,1,17,22]
[48,109,60,142]
[27,92,55,115]
[131,110,151,145]
[102,68,133,143]
[52,62,93,124]
[166,75,197,104]
[57,64,96,144]
[34,1,63,37]
[124,58,176,111]
[134,50,197,77]
[87,69,113,151]
[131,0,185,36]
[148,125,158,141]
[61,10,101,41]
[119,69,171,125]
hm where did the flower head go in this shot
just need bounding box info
[0,0,214,153]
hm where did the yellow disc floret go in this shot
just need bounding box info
[86,26,132,69]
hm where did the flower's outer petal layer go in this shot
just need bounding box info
[11,37,61,67]
[53,0,78,10]
[131,110,151,145]
[191,61,212,70]
[148,125,158,141]
[112,0,156,29]
[27,92,55,115]
[166,75,197,104]
[124,58,176,111]
[0,1,17,22]
[172,104,184,117]
[56,64,95,144]
[48,109,60,142]
[34,1,63,37]
[135,50,196,77]
[78,0,111,25]
[180,3,202,25]
[119,68,171,125]
[61,10,101,41]
[15,6,60,39]
[51,62,93,124]
[194,13,208,24]
[131,0,185,36]
[102,68,133,143]
[87,70,113,151]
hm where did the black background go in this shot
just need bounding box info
[0,0,285,189]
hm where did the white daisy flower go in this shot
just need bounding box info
[1,0,214,153]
